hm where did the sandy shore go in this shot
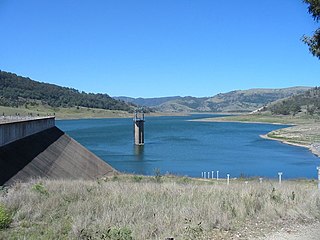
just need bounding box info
[260,134,320,158]
[193,117,296,125]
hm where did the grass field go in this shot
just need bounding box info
[0,105,134,120]
[1,175,319,240]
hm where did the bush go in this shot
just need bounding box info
[80,227,133,240]
[132,175,143,182]
[31,182,49,196]
[0,204,12,229]
[105,227,133,240]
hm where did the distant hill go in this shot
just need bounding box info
[117,87,311,113]
[265,87,320,116]
[0,70,134,112]
[114,96,181,107]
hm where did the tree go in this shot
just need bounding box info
[302,0,320,59]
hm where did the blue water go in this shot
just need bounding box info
[57,114,320,179]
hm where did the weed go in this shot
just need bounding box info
[184,218,204,240]
[104,227,133,240]
[132,175,143,182]
[270,187,282,203]
[178,176,191,184]
[0,204,12,229]
[80,227,133,240]
[31,182,49,196]
[154,168,162,183]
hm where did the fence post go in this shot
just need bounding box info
[201,172,204,178]
[204,171,206,179]
[208,171,210,179]
[216,171,219,180]
[212,171,214,179]
[259,177,263,184]
[317,167,320,190]
[278,172,283,184]
[227,174,230,185]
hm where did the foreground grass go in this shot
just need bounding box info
[1,176,320,239]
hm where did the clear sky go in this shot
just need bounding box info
[0,0,319,98]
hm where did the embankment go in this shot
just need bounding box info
[0,119,116,185]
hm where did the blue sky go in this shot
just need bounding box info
[0,0,319,98]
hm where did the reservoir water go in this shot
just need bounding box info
[57,114,319,179]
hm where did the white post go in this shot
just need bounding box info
[212,171,214,179]
[204,171,206,179]
[278,172,283,184]
[227,174,230,185]
[216,171,219,180]
[208,172,210,179]
[201,172,204,178]
[245,181,248,185]
[317,167,320,190]
[259,178,263,184]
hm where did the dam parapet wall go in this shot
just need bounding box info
[0,116,55,147]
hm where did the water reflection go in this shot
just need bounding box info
[134,145,144,161]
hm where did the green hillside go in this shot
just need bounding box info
[0,70,134,112]
[266,87,320,116]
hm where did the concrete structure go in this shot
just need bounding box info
[133,112,145,145]
[0,116,55,147]
[0,117,116,185]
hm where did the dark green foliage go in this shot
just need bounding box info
[0,70,134,111]
[268,87,320,116]
[303,0,320,59]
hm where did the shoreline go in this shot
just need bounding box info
[195,116,320,159]
[192,118,295,126]
[260,133,320,158]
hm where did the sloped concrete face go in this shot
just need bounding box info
[0,127,116,185]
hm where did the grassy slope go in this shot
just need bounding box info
[0,105,132,119]
[0,175,319,240]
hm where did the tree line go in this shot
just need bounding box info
[268,87,320,116]
[0,70,135,111]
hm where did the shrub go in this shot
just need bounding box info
[105,227,133,240]
[31,182,49,196]
[80,227,133,240]
[132,175,143,182]
[0,204,12,229]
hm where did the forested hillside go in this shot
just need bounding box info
[0,71,134,111]
[267,87,320,116]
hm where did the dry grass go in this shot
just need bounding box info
[1,176,320,239]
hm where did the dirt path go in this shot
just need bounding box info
[253,222,320,240]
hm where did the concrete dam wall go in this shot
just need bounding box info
[0,116,55,147]
[0,117,116,185]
